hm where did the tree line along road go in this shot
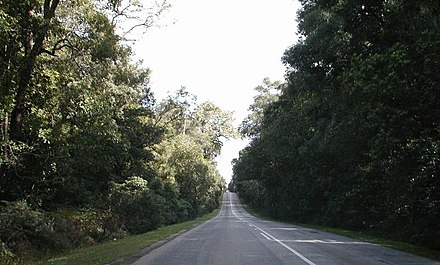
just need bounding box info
[129,192,440,265]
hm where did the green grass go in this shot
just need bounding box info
[29,210,219,265]
[304,224,440,261]
[242,204,440,261]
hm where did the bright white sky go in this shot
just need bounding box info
[134,0,300,183]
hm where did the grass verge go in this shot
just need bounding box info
[29,209,219,265]
[242,204,440,261]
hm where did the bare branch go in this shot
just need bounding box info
[38,38,74,56]
[109,0,171,39]
[111,5,132,25]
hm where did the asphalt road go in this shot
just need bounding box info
[130,192,440,265]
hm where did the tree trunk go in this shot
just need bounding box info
[9,0,60,141]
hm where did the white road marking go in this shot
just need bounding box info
[286,239,371,245]
[260,232,273,241]
[270,228,299,231]
[228,194,317,265]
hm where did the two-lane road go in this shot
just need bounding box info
[131,192,440,265]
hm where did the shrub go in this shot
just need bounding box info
[0,201,55,262]
[0,201,126,264]
[109,177,168,233]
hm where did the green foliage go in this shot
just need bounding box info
[0,201,129,264]
[234,0,440,249]
[150,90,232,218]
[109,177,165,233]
[0,0,227,263]
[239,78,283,139]
[29,210,219,265]
[0,201,53,263]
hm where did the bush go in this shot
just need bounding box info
[52,208,126,247]
[109,177,167,234]
[0,201,127,264]
[0,239,17,265]
[0,201,55,263]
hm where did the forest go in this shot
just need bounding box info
[232,0,440,249]
[0,0,236,263]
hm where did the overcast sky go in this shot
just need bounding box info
[134,0,300,182]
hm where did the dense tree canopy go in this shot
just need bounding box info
[0,0,231,262]
[233,0,440,249]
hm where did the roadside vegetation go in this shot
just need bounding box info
[232,0,440,251]
[0,1,234,264]
[2,0,439,263]
[242,203,440,261]
[29,210,219,265]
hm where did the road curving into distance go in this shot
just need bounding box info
[130,192,440,265]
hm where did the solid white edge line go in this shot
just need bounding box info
[229,193,317,265]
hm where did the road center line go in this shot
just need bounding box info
[228,195,317,265]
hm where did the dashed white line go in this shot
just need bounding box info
[228,194,317,265]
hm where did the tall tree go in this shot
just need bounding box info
[239,78,282,140]
[234,0,440,248]
[0,0,167,205]
[149,90,233,218]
